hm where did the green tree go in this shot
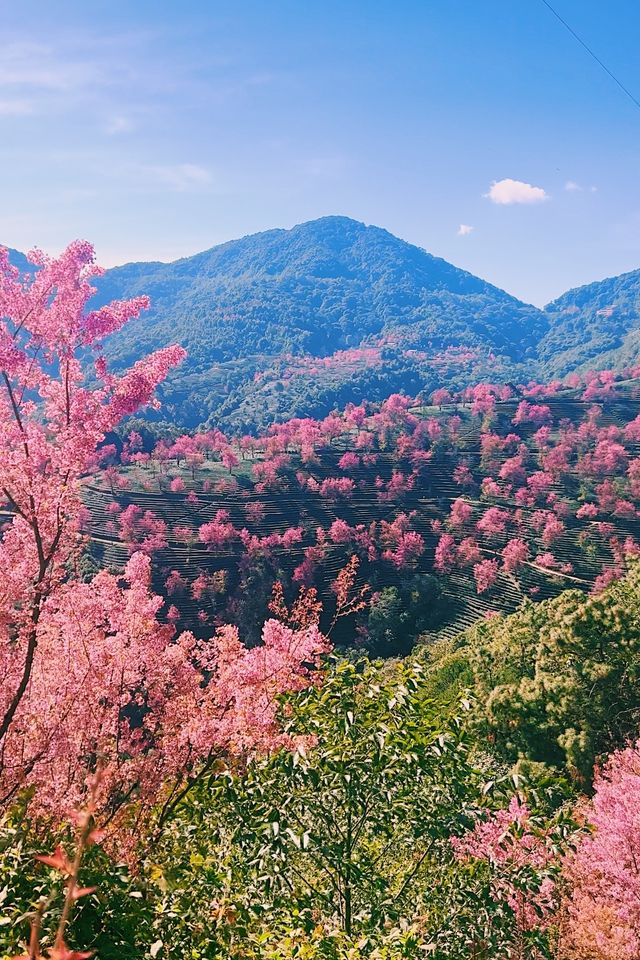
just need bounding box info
[455,561,640,781]
[146,657,564,959]
[216,660,478,937]
[0,811,151,960]
[365,578,443,656]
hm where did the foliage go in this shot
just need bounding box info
[563,740,640,959]
[428,562,640,782]
[0,241,186,823]
[220,660,477,936]
[7,232,640,957]
[365,578,443,656]
[84,365,640,652]
[0,245,331,854]
[11,220,640,431]
[0,623,597,960]
[542,266,640,379]
[0,801,152,959]
[140,658,569,959]
[85,216,546,430]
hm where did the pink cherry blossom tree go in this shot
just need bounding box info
[448,497,473,530]
[473,558,500,593]
[453,797,557,935]
[564,742,640,959]
[501,538,529,574]
[0,243,332,849]
[434,533,457,573]
[0,242,185,756]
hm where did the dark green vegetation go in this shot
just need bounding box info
[424,560,640,784]
[2,649,577,958]
[89,217,546,430]
[542,267,640,377]
[94,216,547,361]
[9,557,635,957]
[9,219,640,432]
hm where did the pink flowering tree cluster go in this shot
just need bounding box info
[0,550,329,842]
[0,243,331,849]
[512,400,552,425]
[563,742,640,959]
[453,797,558,933]
[0,244,179,730]
[378,513,425,569]
[92,350,640,626]
[463,383,513,418]
[117,503,169,554]
[473,558,500,593]
[501,538,530,574]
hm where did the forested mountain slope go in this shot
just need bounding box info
[87,217,548,429]
[8,222,640,431]
[542,267,640,376]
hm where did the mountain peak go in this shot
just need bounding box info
[87,217,549,430]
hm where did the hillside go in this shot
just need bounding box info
[7,224,640,960]
[542,267,640,376]
[9,223,640,432]
[85,373,640,654]
[89,216,548,430]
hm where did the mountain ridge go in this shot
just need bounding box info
[5,217,640,430]
[541,266,640,377]
[86,216,549,428]
[96,217,546,327]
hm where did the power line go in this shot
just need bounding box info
[539,0,640,112]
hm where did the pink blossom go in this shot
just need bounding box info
[431,387,453,407]
[501,538,529,574]
[473,558,499,593]
[328,519,354,544]
[564,743,640,959]
[318,477,356,498]
[434,534,457,572]
[453,463,474,487]
[453,797,556,931]
[382,531,425,569]
[477,507,510,538]
[448,498,473,529]
[457,537,481,567]
[338,451,360,471]
[480,477,501,498]
[512,400,552,425]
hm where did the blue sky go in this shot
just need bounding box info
[1,0,639,305]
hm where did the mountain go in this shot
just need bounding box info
[86,216,548,430]
[541,268,640,377]
[23,218,640,433]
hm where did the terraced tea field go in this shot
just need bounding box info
[82,388,640,648]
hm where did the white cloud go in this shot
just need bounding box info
[0,41,99,91]
[564,180,598,194]
[457,223,473,236]
[105,114,134,135]
[0,98,33,115]
[144,163,212,192]
[484,178,548,205]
